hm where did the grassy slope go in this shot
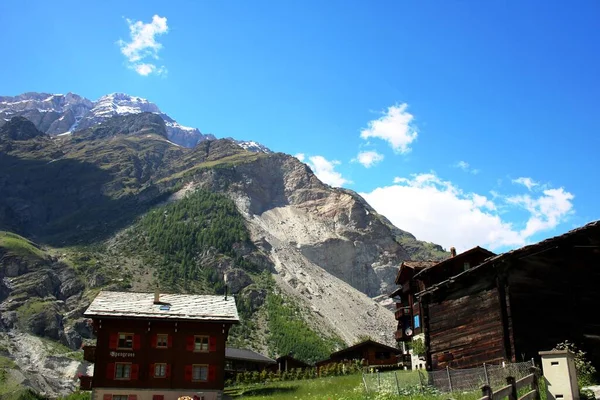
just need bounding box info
[0,232,46,261]
[225,371,484,400]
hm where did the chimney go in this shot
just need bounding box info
[154,287,160,304]
[450,247,457,257]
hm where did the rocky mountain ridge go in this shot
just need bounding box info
[0,92,216,147]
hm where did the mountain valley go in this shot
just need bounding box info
[0,92,448,398]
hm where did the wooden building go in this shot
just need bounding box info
[79,291,239,400]
[224,348,276,378]
[393,221,600,371]
[316,340,401,368]
[275,355,311,372]
[390,247,495,343]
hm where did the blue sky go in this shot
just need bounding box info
[1,0,599,252]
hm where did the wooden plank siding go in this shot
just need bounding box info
[428,288,507,369]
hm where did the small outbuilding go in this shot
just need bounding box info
[275,355,311,372]
[316,339,401,368]
[224,347,276,378]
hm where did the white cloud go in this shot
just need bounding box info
[454,160,480,174]
[294,153,305,162]
[118,15,169,76]
[506,188,574,237]
[512,177,538,191]
[306,155,351,187]
[360,173,574,252]
[132,63,167,76]
[354,151,385,168]
[360,103,418,153]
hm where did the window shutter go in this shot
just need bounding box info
[209,336,217,352]
[208,365,216,382]
[103,395,112,400]
[133,334,141,350]
[128,395,137,400]
[184,365,192,381]
[166,364,171,378]
[106,363,115,379]
[151,334,157,348]
[152,396,164,400]
[150,364,155,378]
[186,336,194,351]
[167,334,172,348]
[109,334,118,350]
[131,364,139,380]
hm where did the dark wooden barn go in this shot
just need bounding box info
[224,348,276,378]
[400,221,600,370]
[275,355,311,372]
[390,247,495,343]
[316,339,401,368]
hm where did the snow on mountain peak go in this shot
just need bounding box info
[0,91,267,151]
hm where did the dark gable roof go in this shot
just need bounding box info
[394,260,438,285]
[417,220,600,298]
[275,355,311,367]
[329,339,400,359]
[225,347,276,364]
[413,246,496,279]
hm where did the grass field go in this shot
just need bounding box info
[225,371,483,400]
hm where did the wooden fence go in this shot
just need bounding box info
[480,367,541,400]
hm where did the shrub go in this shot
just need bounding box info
[553,341,597,387]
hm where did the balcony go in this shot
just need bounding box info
[79,375,92,391]
[83,345,96,363]
[394,308,404,320]
[394,306,410,321]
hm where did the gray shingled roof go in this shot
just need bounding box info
[83,291,239,322]
[225,347,276,364]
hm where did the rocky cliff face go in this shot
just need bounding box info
[0,233,95,397]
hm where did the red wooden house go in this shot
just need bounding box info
[80,290,239,400]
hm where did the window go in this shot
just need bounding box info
[192,365,208,382]
[194,336,209,352]
[375,352,391,360]
[115,363,131,380]
[225,360,233,370]
[156,334,168,348]
[414,314,421,329]
[153,363,166,378]
[463,262,471,271]
[118,333,134,349]
[113,396,128,400]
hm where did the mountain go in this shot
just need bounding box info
[0,116,46,141]
[0,92,216,148]
[0,108,447,397]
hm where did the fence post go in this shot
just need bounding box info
[377,370,381,390]
[446,366,453,392]
[483,363,490,386]
[506,376,517,400]
[418,370,425,394]
[529,366,541,400]
[394,371,401,395]
[362,373,369,394]
[531,358,535,367]
[481,385,492,400]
